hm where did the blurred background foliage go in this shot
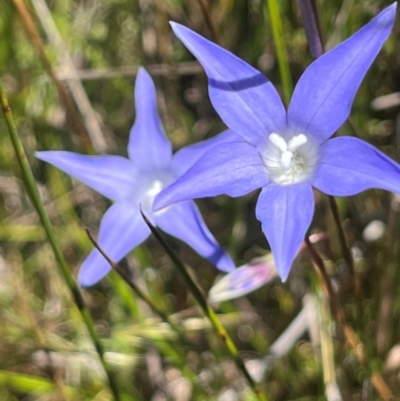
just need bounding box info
[1,0,400,400]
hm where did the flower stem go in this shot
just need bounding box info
[85,228,187,343]
[327,196,361,296]
[304,237,338,316]
[305,237,393,401]
[196,0,223,46]
[142,212,270,401]
[0,85,121,401]
[265,0,293,106]
[85,228,210,394]
[297,0,324,58]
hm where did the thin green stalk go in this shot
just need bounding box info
[265,0,293,105]
[327,196,354,275]
[0,85,121,401]
[327,196,362,303]
[85,228,186,343]
[141,212,270,401]
[86,230,210,397]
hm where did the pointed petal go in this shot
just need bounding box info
[311,137,400,196]
[208,255,277,302]
[154,142,269,210]
[288,3,396,142]
[78,201,150,287]
[256,183,314,281]
[170,22,286,148]
[155,200,235,272]
[128,68,172,171]
[172,130,242,177]
[36,151,137,201]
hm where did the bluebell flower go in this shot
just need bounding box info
[155,4,398,281]
[36,68,236,287]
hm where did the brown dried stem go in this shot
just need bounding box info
[12,0,93,152]
[196,0,223,45]
[305,237,393,401]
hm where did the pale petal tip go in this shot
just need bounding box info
[169,21,199,46]
[35,150,51,160]
[78,272,98,288]
[135,66,154,95]
[275,260,292,283]
[35,150,64,164]
[78,254,112,287]
[279,270,290,283]
[78,267,105,288]
[214,251,236,273]
[169,21,183,33]
[375,2,397,29]
[136,66,147,79]
[387,2,397,12]
[169,21,183,38]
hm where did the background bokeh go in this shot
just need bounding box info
[0,0,400,399]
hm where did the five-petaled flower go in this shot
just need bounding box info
[154,4,398,281]
[36,68,236,287]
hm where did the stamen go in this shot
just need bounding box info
[269,133,287,152]
[261,131,318,186]
[280,150,293,169]
[287,134,307,151]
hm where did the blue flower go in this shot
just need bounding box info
[36,68,236,287]
[155,4,398,282]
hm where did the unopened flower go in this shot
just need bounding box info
[155,4,398,281]
[36,68,236,286]
[208,254,277,303]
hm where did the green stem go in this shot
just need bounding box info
[327,196,362,303]
[142,212,270,401]
[327,197,354,273]
[0,85,121,401]
[265,0,293,106]
[85,228,187,344]
[86,230,212,397]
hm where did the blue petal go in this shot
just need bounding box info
[208,255,277,302]
[170,22,286,148]
[128,68,172,172]
[155,200,235,272]
[78,201,150,287]
[154,141,269,210]
[288,3,396,142]
[255,183,314,281]
[172,130,242,177]
[36,151,137,201]
[311,137,400,196]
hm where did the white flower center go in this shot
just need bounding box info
[147,180,164,198]
[261,133,318,185]
[141,179,165,216]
